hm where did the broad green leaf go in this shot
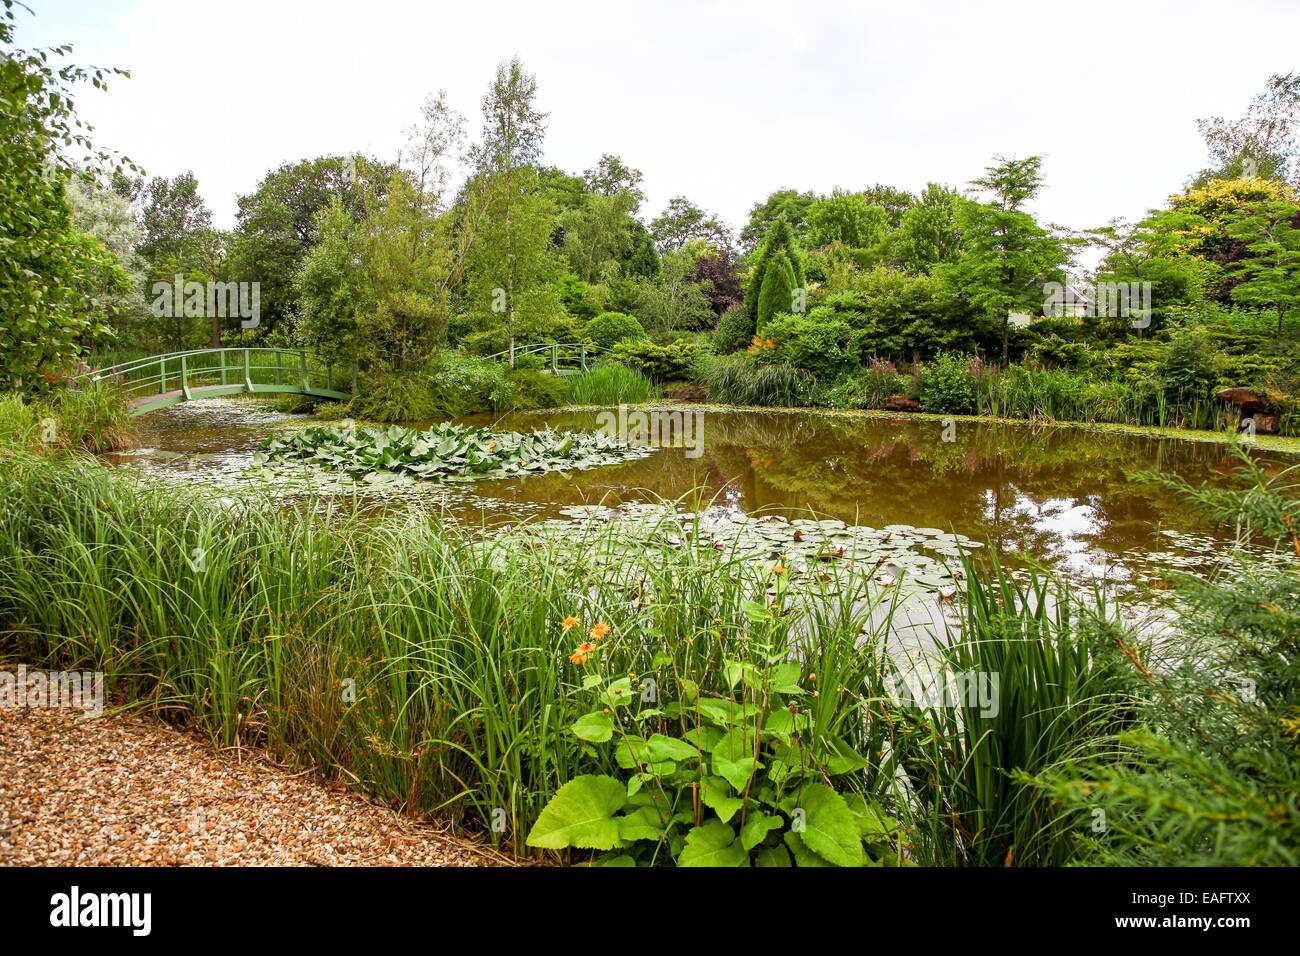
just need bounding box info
[756,844,792,867]
[787,783,865,867]
[700,775,744,823]
[645,734,700,763]
[525,775,627,850]
[712,729,760,792]
[678,820,748,867]
[740,812,785,851]
[784,830,832,867]
[571,711,614,743]
[617,806,666,842]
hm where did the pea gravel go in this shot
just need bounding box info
[0,704,512,867]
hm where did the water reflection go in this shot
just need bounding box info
[113,400,1295,580]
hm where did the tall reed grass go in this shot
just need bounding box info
[566,364,655,405]
[0,455,895,853]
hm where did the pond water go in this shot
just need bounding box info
[106,398,1297,591]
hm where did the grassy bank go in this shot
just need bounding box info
[1,437,1294,865]
[0,388,133,457]
[0,447,1134,865]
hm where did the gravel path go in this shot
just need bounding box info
[0,704,511,867]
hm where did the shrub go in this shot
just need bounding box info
[608,338,707,382]
[808,359,903,410]
[505,369,569,410]
[423,352,514,416]
[584,311,646,350]
[712,305,755,355]
[917,351,977,414]
[1043,450,1300,865]
[0,387,133,454]
[348,371,442,422]
[762,310,863,380]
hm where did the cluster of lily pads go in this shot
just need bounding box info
[256,421,654,484]
[488,502,986,605]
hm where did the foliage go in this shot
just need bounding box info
[262,420,634,482]
[505,367,570,409]
[526,594,906,866]
[584,311,646,350]
[744,217,807,331]
[697,354,812,407]
[567,365,655,405]
[712,305,755,355]
[760,311,862,380]
[942,156,1070,362]
[894,556,1130,866]
[0,387,132,456]
[607,337,707,382]
[916,351,978,414]
[1043,449,1300,865]
[0,2,134,392]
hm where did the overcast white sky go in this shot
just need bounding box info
[17,0,1300,243]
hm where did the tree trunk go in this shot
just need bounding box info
[507,275,515,367]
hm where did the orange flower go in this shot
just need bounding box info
[577,641,597,654]
[589,621,611,641]
[569,651,589,665]
[561,616,580,632]
[773,563,787,575]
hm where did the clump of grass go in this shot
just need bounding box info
[889,553,1132,866]
[698,354,811,407]
[0,388,133,456]
[567,364,655,405]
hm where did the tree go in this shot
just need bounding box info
[743,216,807,333]
[0,1,134,390]
[229,155,383,334]
[649,196,732,255]
[755,249,798,333]
[895,183,965,273]
[688,247,743,318]
[807,189,889,249]
[583,153,645,212]
[136,172,212,265]
[468,56,554,364]
[1195,73,1300,186]
[739,189,816,252]
[1142,176,1299,305]
[944,156,1069,362]
[631,246,716,336]
[1224,197,1300,339]
[65,172,149,335]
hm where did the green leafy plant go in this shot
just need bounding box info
[526,584,906,867]
[583,311,647,350]
[260,420,640,482]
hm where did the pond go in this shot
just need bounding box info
[106,398,1297,593]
